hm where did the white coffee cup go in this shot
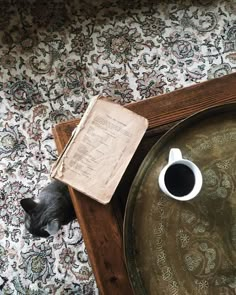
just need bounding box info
[158,148,202,201]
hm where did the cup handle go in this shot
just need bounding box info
[168,148,182,164]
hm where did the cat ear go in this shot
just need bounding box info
[20,198,38,214]
[45,219,60,236]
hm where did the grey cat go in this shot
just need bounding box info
[20,180,76,238]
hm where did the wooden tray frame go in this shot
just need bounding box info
[52,73,236,295]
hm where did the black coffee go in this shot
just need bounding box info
[164,164,195,196]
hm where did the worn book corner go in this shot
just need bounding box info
[51,95,148,204]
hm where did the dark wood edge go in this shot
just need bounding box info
[125,72,236,129]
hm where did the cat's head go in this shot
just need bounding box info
[20,198,61,238]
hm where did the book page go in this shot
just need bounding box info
[53,99,148,204]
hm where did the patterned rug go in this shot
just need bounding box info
[0,0,235,294]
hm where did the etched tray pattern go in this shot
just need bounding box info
[124,104,236,295]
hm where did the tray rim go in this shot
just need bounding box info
[123,102,236,295]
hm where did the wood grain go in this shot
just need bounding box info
[125,72,236,129]
[52,72,236,295]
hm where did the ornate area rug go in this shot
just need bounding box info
[0,0,235,294]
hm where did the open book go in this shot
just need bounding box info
[51,96,148,204]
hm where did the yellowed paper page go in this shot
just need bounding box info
[52,98,148,204]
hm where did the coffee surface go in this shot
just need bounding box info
[164,164,195,196]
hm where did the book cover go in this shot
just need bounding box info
[51,96,148,204]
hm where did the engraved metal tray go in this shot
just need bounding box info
[124,103,236,295]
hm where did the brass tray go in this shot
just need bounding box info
[124,103,236,295]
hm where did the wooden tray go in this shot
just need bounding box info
[124,103,236,295]
[52,73,236,295]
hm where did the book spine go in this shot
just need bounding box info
[73,95,98,137]
[51,95,98,178]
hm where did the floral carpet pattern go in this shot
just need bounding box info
[0,0,235,294]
